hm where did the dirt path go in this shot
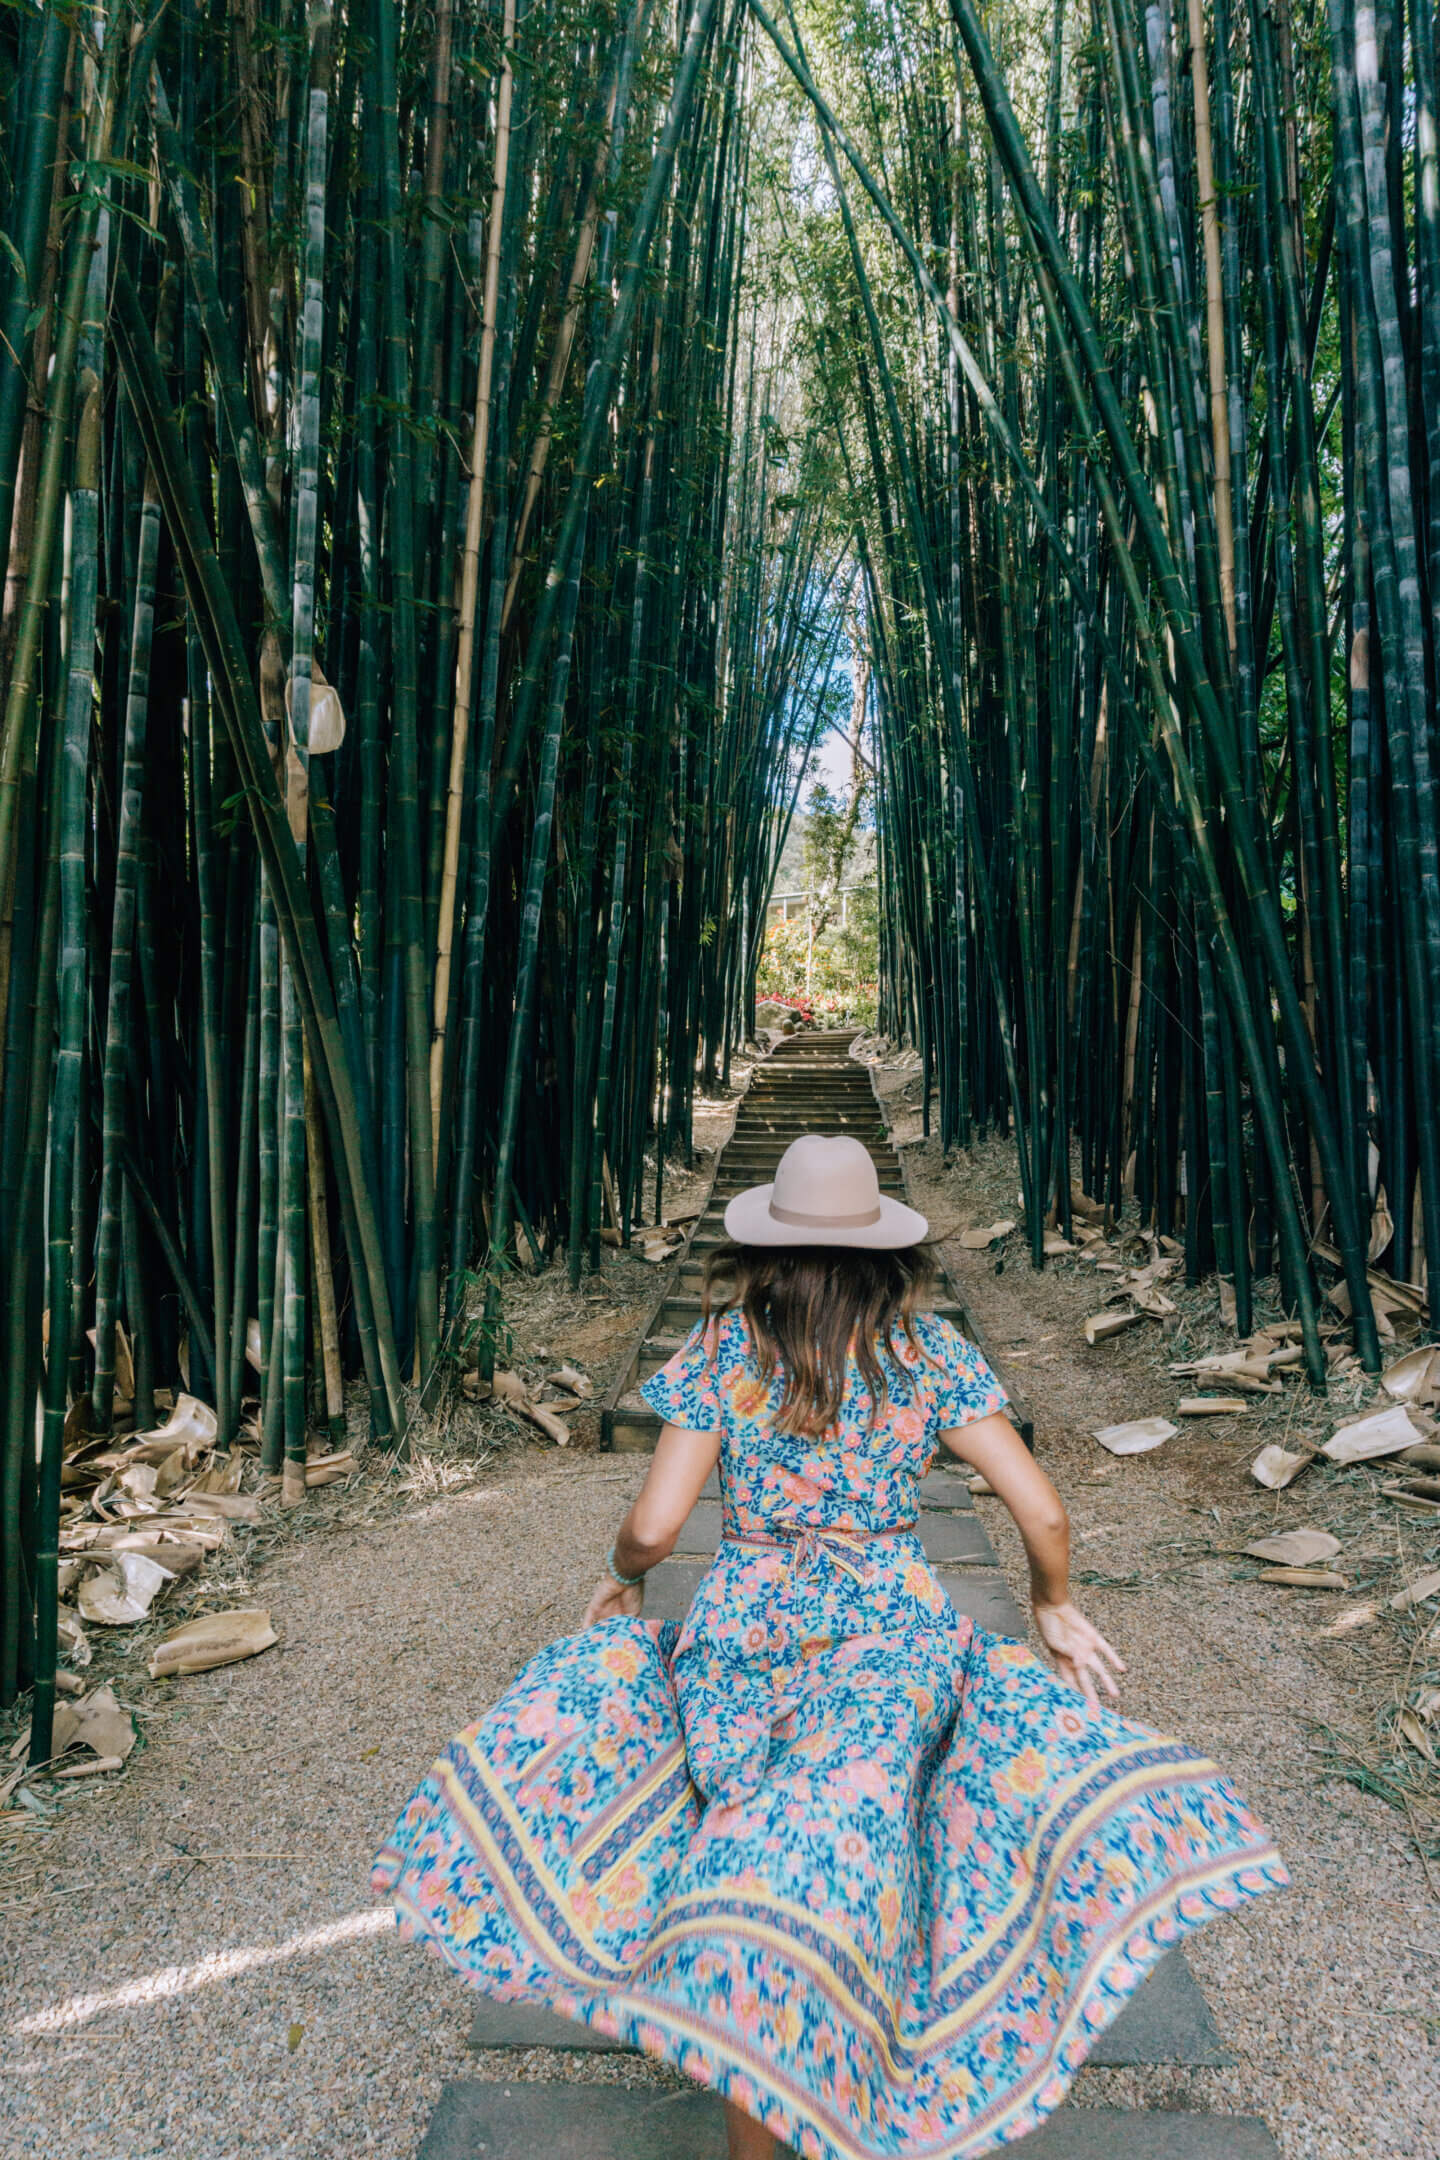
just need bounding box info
[3,1046,1436,2158]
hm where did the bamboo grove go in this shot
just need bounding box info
[3,0,1434,1741]
[0,0,844,1739]
[748,0,1437,1388]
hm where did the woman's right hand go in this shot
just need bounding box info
[1033,1599,1126,1714]
[583,1573,643,1627]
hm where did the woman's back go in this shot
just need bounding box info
[643,1308,1008,1537]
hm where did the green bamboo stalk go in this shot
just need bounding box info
[0,25,118,1116]
[373,0,438,1385]
[90,441,162,1432]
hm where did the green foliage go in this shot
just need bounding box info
[758,876,879,1028]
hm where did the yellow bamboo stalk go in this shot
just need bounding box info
[428,0,516,1164]
[303,1043,345,1440]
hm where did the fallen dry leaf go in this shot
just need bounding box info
[1244,1529,1342,1567]
[1380,1345,1440,1405]
[1380,1482,1440,1514]
[959,1220,1016,1248]
[1251,1443,1312,1491]
[305,1452,356,1488]
[52,1684,136,1762]
[99,1511,228,1551]
[1390,1568,1440,1612]
[518,1402,570,1446]
[77,1552,174,1627]
[1085,1310,1144,1346]
[134,1392,218,1454]
[552,1365,593,1398]
[187,1453,245,1495]
[51,1754,125,1780]
[1092,1417,1177,1456]
[1322,1404,1425,1464]
[1396,1709,1435,1761]
[1179,1396,1249,1416]
[492,1370,531,1406]
[1319,1603,1379,1637]
[153,1446,191,1497]
[147,1610,278,1679]
[180,1491,260,1523]
[86,1322,134,1407]
[1256,1567,1349,1590]
[100,1532,205,1576]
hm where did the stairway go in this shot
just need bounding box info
[415,1034,1275,2157]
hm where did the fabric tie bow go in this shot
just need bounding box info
[729,1520,913,1585]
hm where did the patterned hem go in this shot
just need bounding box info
[379,1840,1286,2160]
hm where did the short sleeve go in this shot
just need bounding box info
[639,1320,724,1431]
[929,1321,1008,1430]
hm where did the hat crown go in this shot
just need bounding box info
[770,1134,882,1227]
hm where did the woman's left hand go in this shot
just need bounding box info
[1033,1599,1125,1713]
[583,1573,643,1627]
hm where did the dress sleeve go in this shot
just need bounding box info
[930,1320,1009,1430]
[639,1320,725,1431]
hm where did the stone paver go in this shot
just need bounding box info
[421,2083,1278,2158]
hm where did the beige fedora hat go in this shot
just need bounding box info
[723,1133,928,1249]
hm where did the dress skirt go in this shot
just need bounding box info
[373,1545,1286,2160]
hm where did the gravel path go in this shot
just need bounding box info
[5,1049,1436,2158]
[0,1450,671,2159]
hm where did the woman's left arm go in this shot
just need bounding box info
[938,1409,1125,1711]
[582,1420,723,1625]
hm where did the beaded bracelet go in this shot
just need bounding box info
[606,1541,645,1588]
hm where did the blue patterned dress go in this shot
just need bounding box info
[373,1311,1286,2157]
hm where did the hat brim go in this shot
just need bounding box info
[722,1183,929,1249]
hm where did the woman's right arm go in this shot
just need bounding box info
[581,1419,722,1626]
[937,1412,1125,1712]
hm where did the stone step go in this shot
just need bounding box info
[423,2085,1276,2159]
[715,1158,903,1179]
[709,1175,906,1191]
[652,1293,971,1322]
[467,1945,1230,2071]
[727,1115,886,1127]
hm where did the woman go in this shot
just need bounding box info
[374,1133,1285,2159]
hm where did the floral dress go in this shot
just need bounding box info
[373,1311,1286,2159]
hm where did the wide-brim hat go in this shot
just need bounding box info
[723,1133,928,1249]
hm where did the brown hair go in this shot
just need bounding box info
[700,1241,939,1437]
